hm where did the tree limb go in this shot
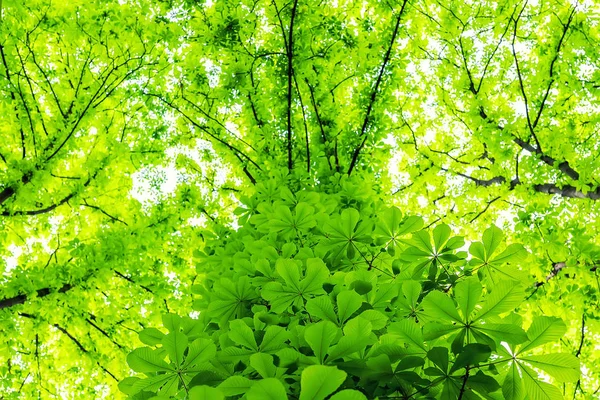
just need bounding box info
[347,0,409,176]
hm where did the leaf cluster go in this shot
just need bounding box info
[121,178,579,399]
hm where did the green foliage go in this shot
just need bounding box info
[122,182,579,399]
[1,0,599,398]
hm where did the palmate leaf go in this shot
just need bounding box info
[270,203,316,238]
[320,208,372,260]
[182,338,217,370]
[473,323,528,345]
[520,353,580,383]
[305,321,339,364]
[388,320,428,354]
[300,365,347,400]
[329,389,368,400]
[470,226,528,283]
[518,316,567,354]
[131,373,179,397]
[127,347,172,373]
[162,331,188,367]
[503,362,525,400]
[400,224,464,279]
[337,290,363,324]
[421,279,528,353]
[374,206,423,254]
[521,364,563,400]
[474,281,525,320]
[262,258,329,313]
[250,353,278,378]
[206,276,258,323]
[188,385,225,400]
[217,376,253,396]
[229,320,258,351]
[454,276,482,320]
[420,291,462,323]
[498,315,579,400]
[247,378,288,400]
[259,325,289,353]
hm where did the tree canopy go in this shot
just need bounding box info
[0,0,599,399]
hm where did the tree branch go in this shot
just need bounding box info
[286,0,299,171]
[306,78,334,171]
[347,0,409,176]
[292,72,310,172]
[82,200,128,225]
[511,3,541,151]
[531,6,576,130]
[0,284,72,310]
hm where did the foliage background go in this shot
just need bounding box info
[0,0,598,398]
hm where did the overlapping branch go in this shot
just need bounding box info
[347,0,410,176]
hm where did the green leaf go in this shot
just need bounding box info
[427,347,449,373]
[139,328,165,346]
[420,291,462,323]
[411,230,434,253]
[357,310,388,330]
[490,244,528,265]
[474,323,528,345]
[337,290,363,323]
[398,216,424,236]
[300,258,329,294]
[519,317,567,354]
[468,370,500,394]
[521,364,563,400]
[401,281,421,309]
[329,389,368,400]
[306,296,337,323]
[182,338,217,369]
[450,344,491,373]
[423,323,461,341]
[388,320,428,353]
[250,353,278,378]
[260,325,289,353]
[300,365,347,400]
[503,362,525,400]
[454,277,482,319]
[474,281,524,321]
[131,374,178,396]
[305,321,339,364]
[433,224,451,251]
[247,378,288,400]
[118,377,141,395]
[521,353,580,382]
[396,356,425,370]
[276,259,301,290]
[127,348,172,373]
[217,376,253,396]
[229,319,258,351]
[162,331,188,367]
[189,385,225,400]
[162,314,181,333]
[482,225,503,260]
[469,242,486,262]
